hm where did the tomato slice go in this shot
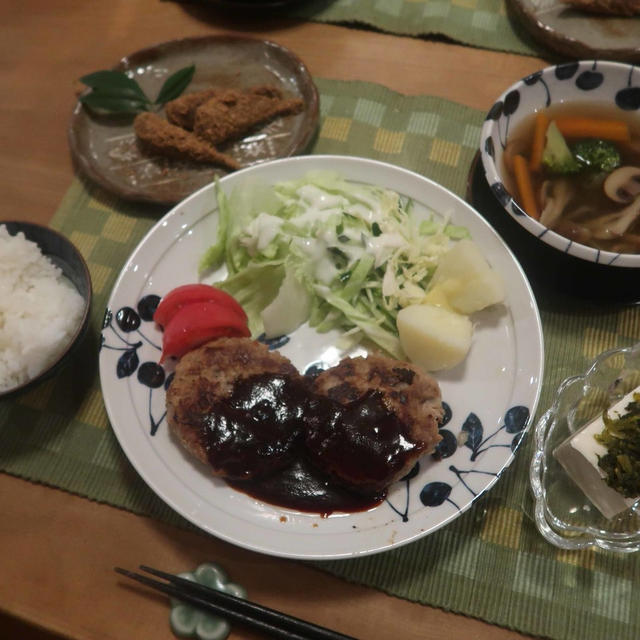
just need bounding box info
[160,301,251,362]
[154,284,247,329]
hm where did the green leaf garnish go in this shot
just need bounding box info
[154,64,196,105]
[80,70,149,102]
[79,65,195,115]
[79,92,150,114]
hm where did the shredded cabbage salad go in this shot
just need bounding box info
[200,171,470,359]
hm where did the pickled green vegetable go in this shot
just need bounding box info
[595,392,640,498]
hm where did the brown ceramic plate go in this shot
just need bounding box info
[68,36,319,206]
[508,0,640,62]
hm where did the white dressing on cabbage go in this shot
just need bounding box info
[241,213,284,254]
[200,171,473,357]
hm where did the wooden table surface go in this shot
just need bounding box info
[0,1,548,638]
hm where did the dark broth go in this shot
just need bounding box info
[503,102,640,254]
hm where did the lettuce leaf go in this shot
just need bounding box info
[201,172,468,356]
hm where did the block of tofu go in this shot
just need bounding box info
[553,386,640,519]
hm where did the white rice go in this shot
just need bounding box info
[0,225,85,392]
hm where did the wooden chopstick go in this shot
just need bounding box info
[114,566,358,640]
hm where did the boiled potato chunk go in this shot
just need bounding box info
[397,304,472,371]
[422,285,455,312]
[430,239,504,314]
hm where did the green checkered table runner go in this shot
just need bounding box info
[178,0,540,56]
[293,0,537,55]
[2,78,640,640]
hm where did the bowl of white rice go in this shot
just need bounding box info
[0,222,91,397]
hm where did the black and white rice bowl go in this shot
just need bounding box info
[0,221,92,399]
[480,60,640,271]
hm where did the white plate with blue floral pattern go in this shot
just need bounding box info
[99,155,544,559]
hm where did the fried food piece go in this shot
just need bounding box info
[165,88,220,130]
[166,337,306,480]
[306,355,443,494]
[194,85,305,146]
[561,0,640,15]
[167,337,443,494]
[133,112,240,170]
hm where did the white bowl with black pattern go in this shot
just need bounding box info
[480,60,640,270]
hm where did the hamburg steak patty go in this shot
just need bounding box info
[306,354,443,494]
[166,337,307,480]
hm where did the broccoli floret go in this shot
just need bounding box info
[571,139,621,173]
[542,121,581,174]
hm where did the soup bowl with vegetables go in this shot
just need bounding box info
[481,60,640,269]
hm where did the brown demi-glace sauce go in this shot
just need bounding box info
[228,459,385,516]
[201,372,422,515]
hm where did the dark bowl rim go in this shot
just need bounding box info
[0,221,93,399]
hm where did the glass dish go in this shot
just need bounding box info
[531,343,640,552]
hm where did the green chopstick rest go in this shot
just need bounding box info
[169,562,247,640]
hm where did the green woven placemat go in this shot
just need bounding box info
[2,78,640,640]
[178,0,540,56]
[291,0,538,56]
